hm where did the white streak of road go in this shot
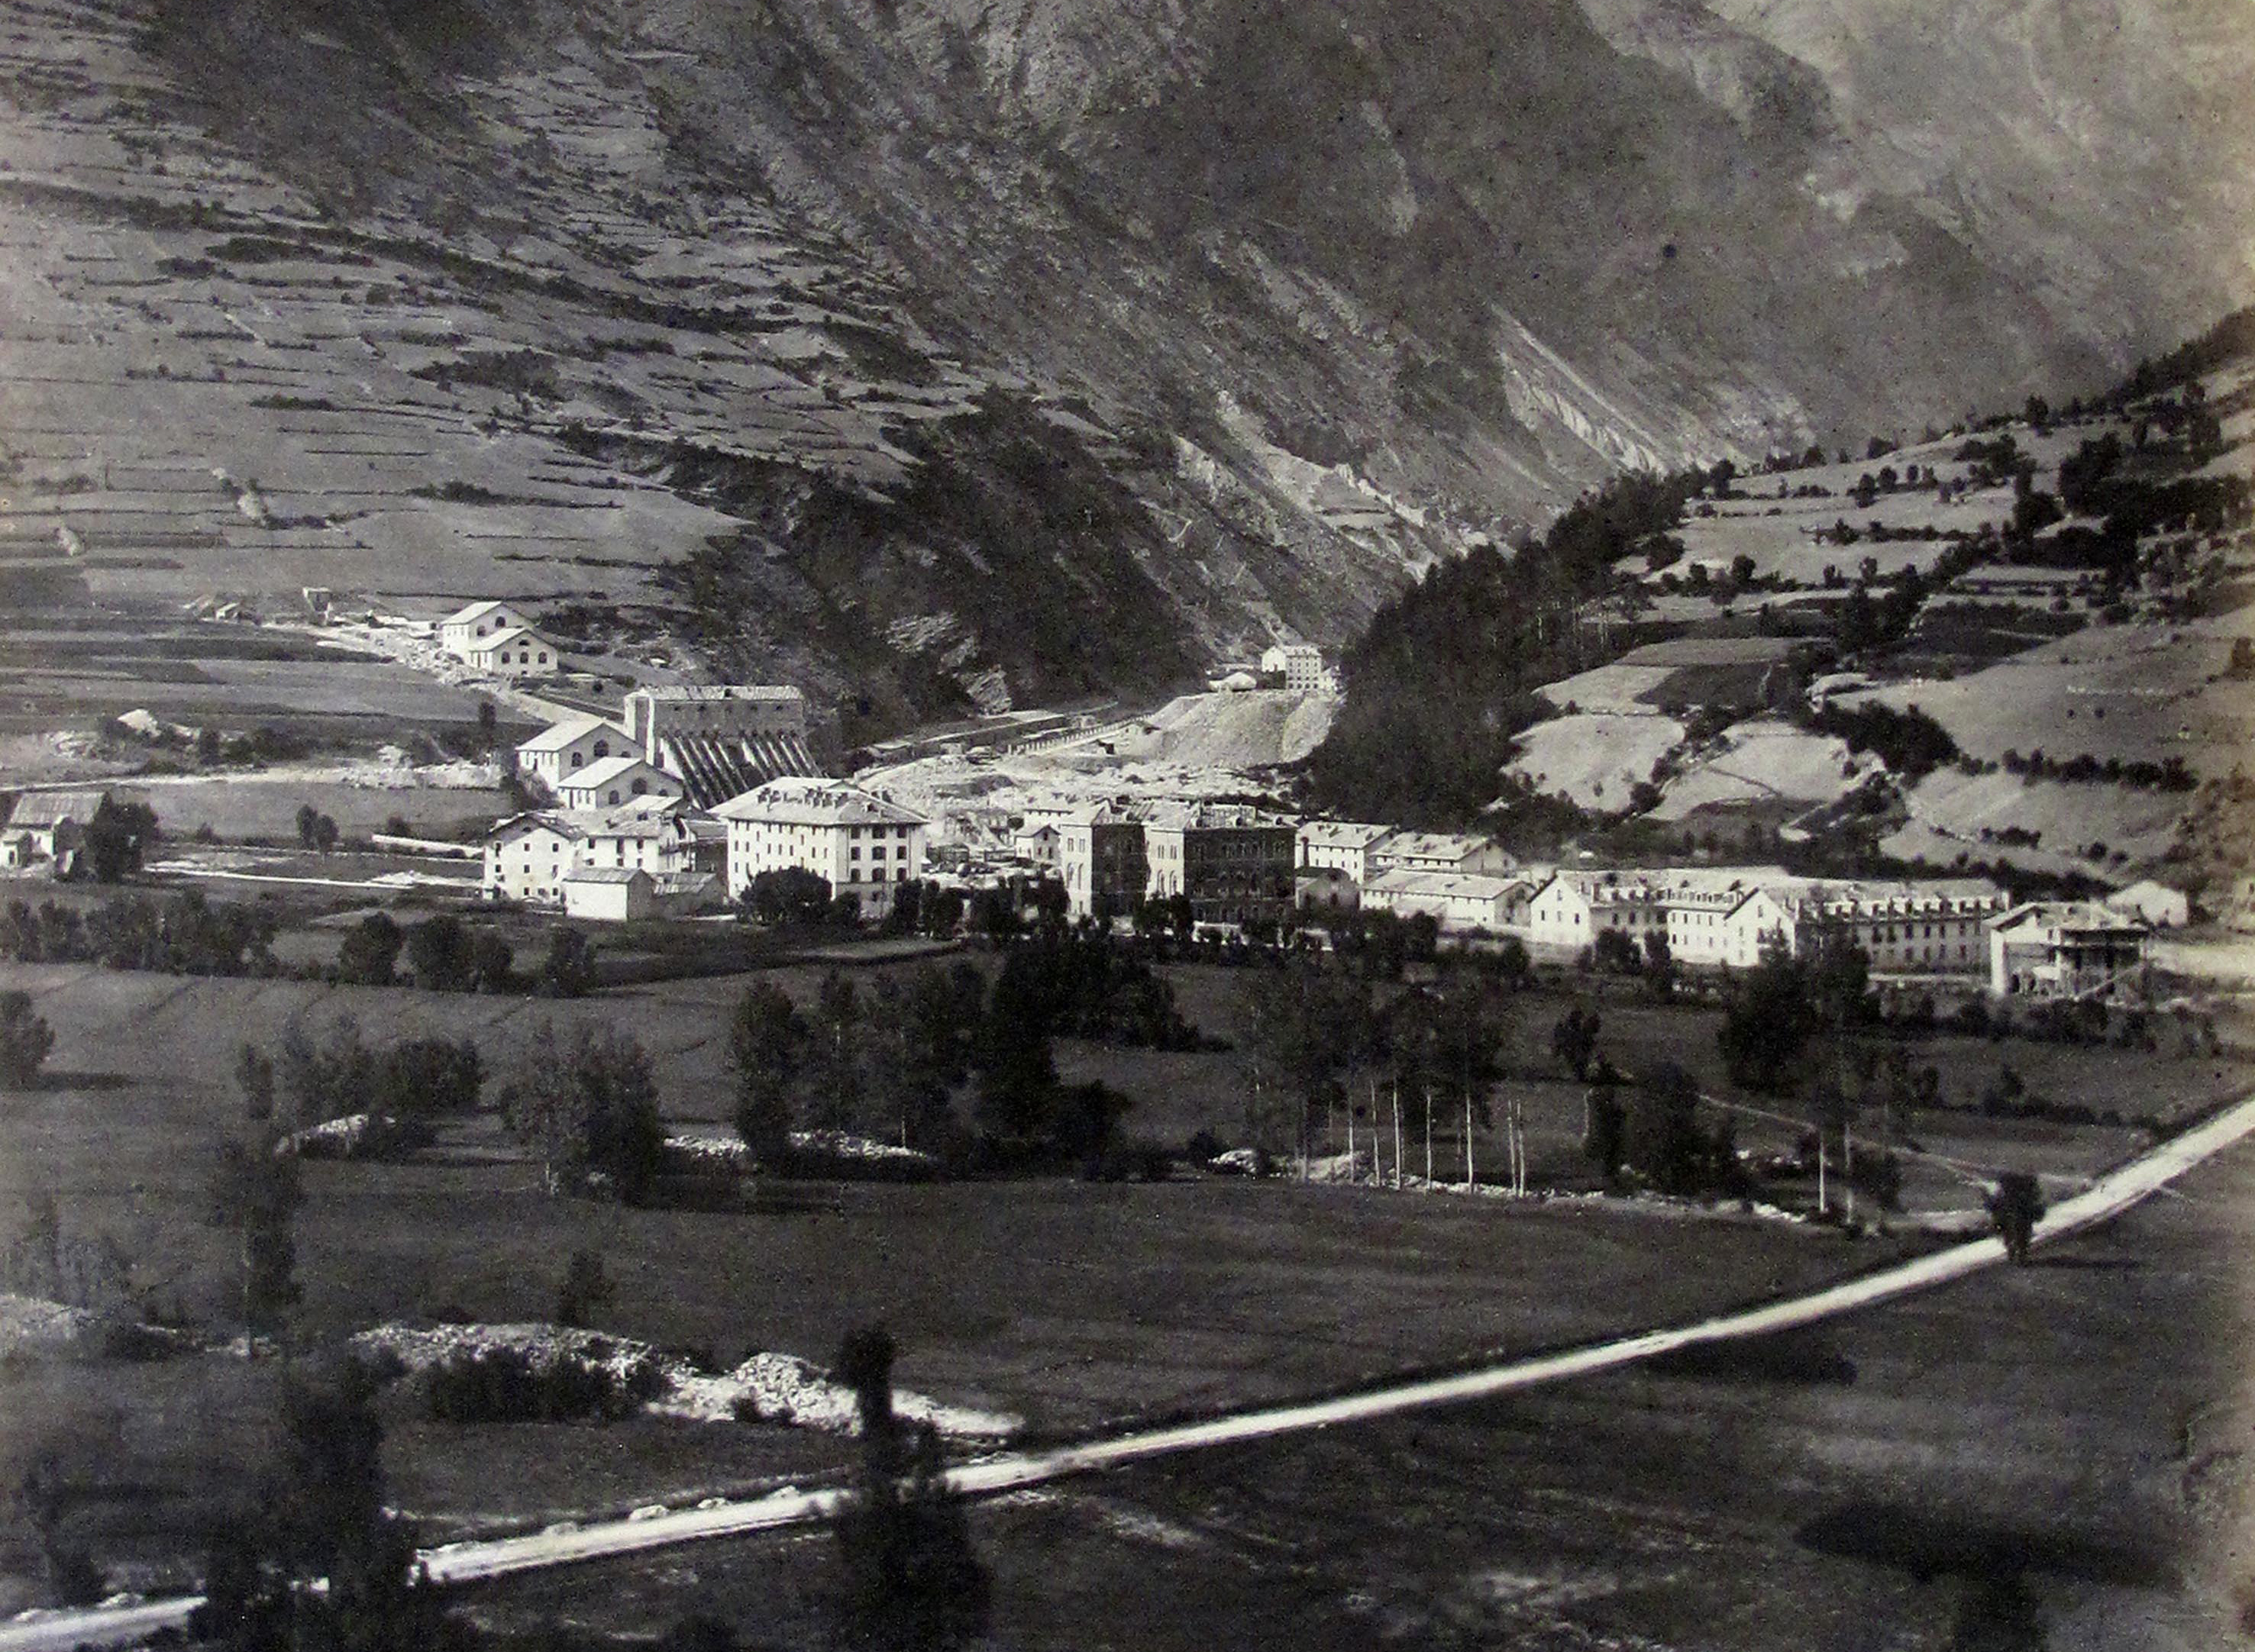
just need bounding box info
[12,1091,2253,1650]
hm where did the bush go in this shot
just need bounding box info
[0,990,55,1087]
[422,1347,653,1424]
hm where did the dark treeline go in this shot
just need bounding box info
[0,890,276,975]
[2111,304,2255,403]
[1303,466,1705,825]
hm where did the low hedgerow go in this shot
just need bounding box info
[422,1344,665,1425]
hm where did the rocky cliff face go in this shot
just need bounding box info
[0,0,2242,727]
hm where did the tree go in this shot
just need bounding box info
[467,929,513,993]
[971,955,1059,1144]
[206,1135,301,1355]
[0,990,54,1088]
[729,982,806,1163]
[293,805,338,853]
[80,800,157,882]
[1641,929,1676,999]
[334,913,403,986]
[405,915,474,992]
[1716,941,1820,1093]
[539,927,597,997]
[499,1021,665,1200]
[829,1325,990,1650]
[1591,928,1640,975]
[235,1042,275,1123]
[1986,1172,2045,1263]
[192,1363,445,1652]
[1582,1070,1627,1185]
[809,970,866,1130]
[554,1248,610,1328]
[742,866,833,927]
[1550,1005,1602,1081]
[1239,966,1367,1174]
[1624,1063,1706,1194]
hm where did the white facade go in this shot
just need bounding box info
[556,754,682,811]
[461,625,558,679]
[1259,643,1325,691]
[2105,880,2190,928]
[1362,869,1530,935]
[483,814,590,905]
[1989,902,2151,999]
[713,779,929,917]
[439,601,537,657]
[561,866,654,923]
[1297,820,1393,885]
[516,715,632,790]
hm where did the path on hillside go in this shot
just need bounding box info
[11,1091,2255,1650]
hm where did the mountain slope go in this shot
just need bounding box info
[0,0,2243,734]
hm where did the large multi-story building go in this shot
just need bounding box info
[1296,820,1394,886]
[438,600,537,657]
[1729,880,2007,976]
[622,685,818,804]
[1259,643,1326,692]
[1058,805,1150,920]
[712,778,929,917]
[483,800,725,905]
[1141,802,1297,926]
[1988,902,2151,1000]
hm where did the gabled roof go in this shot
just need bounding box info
[6,789,109,829]
[1989,900,2151,936]
[711,778,929,828]
[1367,868,1529,902]
[563,865,652,886]
[441,599,521,628]
[565,753,670,792]
[517,714,628,754]
[464,625,549,654]
[483,811,592,845]
[1297,820,1394,850]
[1373,830,1510,866]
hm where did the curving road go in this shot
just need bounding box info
[11,1090,2254,1651]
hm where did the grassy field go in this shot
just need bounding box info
[476,1137,2255,1650]
[129,777,513,841]
[0,958,2240,1604]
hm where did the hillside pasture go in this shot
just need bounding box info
[1648,720,1871,821]
[1504,712,1685,809]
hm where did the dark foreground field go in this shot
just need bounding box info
[464,1141,2255,1651]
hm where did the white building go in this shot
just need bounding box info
[2105,879,2190,928]
[561,865,655,924]
[1362,870,1531,935]
[515,715,632,790]
[1011,824,1061,869]
[1717,879,2005,976]
[580,799,724,879]
[483,812,593,905]
[712,779,929,918]
[460,625,559,680]
[438,600,538,657]
[1259,643,1326,692]
[555,754,682,811]
[1297,821,1394,886]
[1368,831,1516,879]
[1524,874,1664,951]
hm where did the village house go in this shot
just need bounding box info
[460,625,560,680]
[1058,805,1149,920]
[1524,874,1665,951]
[483,812,593,905]
[1720,879,2007,976]
[1296,820,1394,886]
[1010,824,1061,870]
[438,600,538,657]
[554,753,682,811]
[580,799,725,879]
[1368,831,1516,879]
[1664,885,1758,968]
[1142,802,1297,927]
[515,715,632,790]
[713,778,929,918]
[2,789,114,876]
[1988,902,2152,1000]
[1362,869,1531,936]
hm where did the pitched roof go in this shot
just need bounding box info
[565,753,670,792]
[1367,868,1529,902]
[711,778,929,828]
[563,865,651,886]
[6,789,108,828]
[1141,801,1295,831]
[441,599,515,627]
[464,625,549,654]
[517,714,628,754]
[483,811,593,845]
[1374,831,1507,865]
[1297,820,1394,850]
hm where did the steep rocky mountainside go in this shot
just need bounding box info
[0,0,2244,731]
